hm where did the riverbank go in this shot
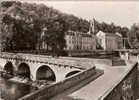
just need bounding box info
[9,76,54,89]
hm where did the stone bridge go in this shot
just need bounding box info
[0,52,84,82]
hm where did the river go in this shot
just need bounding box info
[0,77,36,100]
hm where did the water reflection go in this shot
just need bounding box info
[0,77,34,100]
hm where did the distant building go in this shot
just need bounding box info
[96,31,123,50]
[37,29,97,53]
[81,33,96,51]
[65,30,96,51]
[65,19,97,52]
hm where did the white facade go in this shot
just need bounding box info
[96,31,123,50]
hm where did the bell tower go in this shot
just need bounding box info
[88,18,95,35]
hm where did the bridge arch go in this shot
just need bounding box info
[36,65,56,82]
[4,61,14,75]
[65,70,80,78]
[17,63,31,79]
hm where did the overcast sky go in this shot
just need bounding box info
[21,1,139,28]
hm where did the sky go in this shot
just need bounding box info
[20,0,139,28]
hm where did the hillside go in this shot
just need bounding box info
[0,1,130,52]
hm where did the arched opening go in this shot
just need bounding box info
[18,63,30,79]
[4,62,14,75]
[36,65,56,82]
[65,70,80,78]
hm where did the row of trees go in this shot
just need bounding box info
[0,1,138,55]
[92,19,129,37]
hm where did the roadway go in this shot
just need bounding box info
[50,57,137,100]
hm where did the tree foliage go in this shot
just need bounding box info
[128,24,139,48]
[0,1,69,55]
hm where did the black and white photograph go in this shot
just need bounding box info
[0,0,139,100]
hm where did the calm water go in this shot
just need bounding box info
[0,77,34,100]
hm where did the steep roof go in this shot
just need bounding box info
[66,30,93,37]
[96,31,105,37]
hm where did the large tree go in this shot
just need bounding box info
[128,24,139,48]
[44,16,68,56]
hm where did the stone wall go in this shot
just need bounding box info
[100,63,138,100]
[19,66,99,100]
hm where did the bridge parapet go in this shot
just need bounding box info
[0,52,86,70]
